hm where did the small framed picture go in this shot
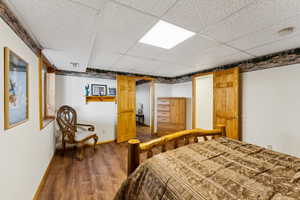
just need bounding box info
[91,84,107,96]
[108,88,116,96]
[4,47,29,130]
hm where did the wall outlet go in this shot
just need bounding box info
[267,145,273,150]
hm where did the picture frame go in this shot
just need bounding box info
[108,88,116,96]
[91,84,107,96]
[4,47,29,130]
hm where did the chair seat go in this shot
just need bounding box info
[75,131,97,142]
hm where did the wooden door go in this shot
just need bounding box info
[213,67,240,140]
[117,75,136,143]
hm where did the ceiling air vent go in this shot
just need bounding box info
[70,62,80,68]
[278,27,295,37]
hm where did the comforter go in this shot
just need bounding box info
[115,137,300,200]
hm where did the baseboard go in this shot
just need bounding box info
[97,139,116,145]
[86,139,116,147]
[32,153,55,200]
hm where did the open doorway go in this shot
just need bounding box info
[135,79,154,142]
[116,75,155,143]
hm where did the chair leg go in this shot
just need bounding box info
[62,137,66,156]
[93,135,98,151]
[76,143,84,161]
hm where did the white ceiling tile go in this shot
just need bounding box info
[157,34,220,66]
[246,34,300,56]
[93,2,157,54]
[185,52,253,74]
[189,51,253,73]
[126,43,166,60]
[8,0,300,77]
[202,0,300,42]
[88,51,122,68]
[8,0,98,70]
[228,14,300,50]
[116,55,193,76]
[200,45,247,59]
[200,52,253,66]
[116,55,160,69]
[114,0,177,17]
[155,65,195,77]
[70,0,109,10]
[43,49,86,72]
[163,0,255,32]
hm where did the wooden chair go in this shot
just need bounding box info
[56,105,98,160]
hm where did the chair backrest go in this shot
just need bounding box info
[57,105,77,143]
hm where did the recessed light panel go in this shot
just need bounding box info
[139,20,195,49]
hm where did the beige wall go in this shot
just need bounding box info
[242,63,300,157]
[55,75,117,142]
[0,18,56,200]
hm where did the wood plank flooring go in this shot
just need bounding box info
[38,126,154,200]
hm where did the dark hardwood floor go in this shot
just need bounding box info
[38,126,154,200]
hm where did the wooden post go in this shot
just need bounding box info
[217,124,226,137]
[127,139,140,176]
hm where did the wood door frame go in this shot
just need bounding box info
[117,76,155,139]
[192,72,214,129]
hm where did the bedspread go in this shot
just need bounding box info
[114,137,300,200]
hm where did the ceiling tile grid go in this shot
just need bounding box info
[88,1,158,65]
[88,51,123,69]
[162,0,255,32]
[5,0,300,76]
[123,43,166,60]
[200,0,300,43]
[156,34,221,66]
[114,0,177,17]
[70,0,109,10]
[247,33,300,56]
[7,0,100,71]
[228,14,300,51]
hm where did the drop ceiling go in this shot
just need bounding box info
[4,0,300,77]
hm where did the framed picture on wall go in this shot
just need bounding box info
[91,84,107,96]
[4,47,29,130]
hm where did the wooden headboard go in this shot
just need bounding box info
[127,125,226,176]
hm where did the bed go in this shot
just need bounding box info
[114,126,300,200]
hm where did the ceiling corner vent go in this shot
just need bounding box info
[278,27,295,37]
[70,62,80,68]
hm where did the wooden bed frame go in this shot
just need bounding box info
[127,125,226,175]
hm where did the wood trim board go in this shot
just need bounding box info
[32,154,55,200]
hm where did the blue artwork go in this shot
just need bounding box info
[84,84,90,96]
[6,49,28,128]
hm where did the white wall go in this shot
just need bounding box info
[0,18,55,200]
[136,83,151,126]
[242,63,300,157]
[55,75,116,142]
[171,82,193,129]
[194,75,213,130]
